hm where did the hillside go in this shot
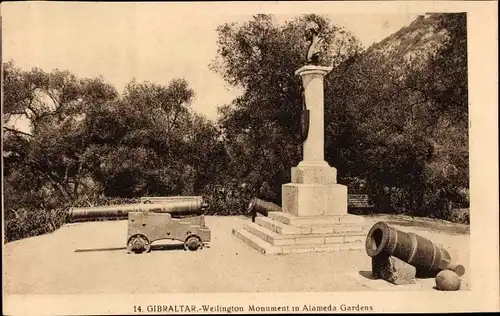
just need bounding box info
[325,13,468,218]
[369,14,452,66]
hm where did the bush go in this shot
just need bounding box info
[203,183,254,216]
[5,180,470,243]
[4,207,68,243]
[4,195,141,243]
[448,208,470,224]
[71,194,140,207]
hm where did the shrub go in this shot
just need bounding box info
[4,207,68,242]
[448,208,470,224]
[4,195,141,243]
[203,183,254,216]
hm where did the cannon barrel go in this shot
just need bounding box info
[248,198,282,222]
[366,221,465,277]
[141,196,205,205]
[70,200,205,221]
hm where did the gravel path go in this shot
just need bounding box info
[3,215,470,294]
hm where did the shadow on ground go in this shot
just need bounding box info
[359,270,377,280]
[74,243,188,253]
[75,247,127,253]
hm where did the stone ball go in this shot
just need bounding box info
[435,270,461,291]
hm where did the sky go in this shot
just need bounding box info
[2,2,419,127]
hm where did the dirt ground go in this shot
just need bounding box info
[3,215,470,294]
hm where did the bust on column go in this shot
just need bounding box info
[293,21,337,185]
[282,21,347,217]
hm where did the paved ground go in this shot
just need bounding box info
[3,215,470,294]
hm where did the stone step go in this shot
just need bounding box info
[280,240,365,254]
[233,227,365,255]
[243,223,288,246]
[255,216,366,235]
[231,228,280,255]
[268,212,366,227]
[243,223,367,247]
[255,217,311,235]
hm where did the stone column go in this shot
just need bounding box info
[295,65,332,166]
[281,65,347,217]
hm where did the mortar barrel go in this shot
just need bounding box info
[365,221,465,276]
[248,198,282,222]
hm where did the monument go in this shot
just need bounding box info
[233,22,368,254]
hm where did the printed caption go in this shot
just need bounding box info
[134,304,374,313]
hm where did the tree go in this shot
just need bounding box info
[325,13,468,215]
[211,14,363,204]
[79,79,188,197]
[3,62,118,205]
[3,62,119,241]
[3,62,229,240]
[80,78,227,198]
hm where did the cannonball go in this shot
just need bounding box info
[454,264,466,277]
[435,270,461,291]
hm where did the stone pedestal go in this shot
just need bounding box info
[291,164,337,185]
[372,254,417,285]
[232,65,366,254]
[282,183,347,216]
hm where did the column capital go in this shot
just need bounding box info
[295,65,333,77]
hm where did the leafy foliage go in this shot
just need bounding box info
[325,13,469,216]
[211,14,363,204]
[3,65,228,242]
[3,13,469,242]
[212,13,468,217]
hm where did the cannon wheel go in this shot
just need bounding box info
[127,234,151,254]
[184,235,203,251]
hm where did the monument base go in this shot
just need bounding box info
[233,163,366,254]
[282,183,347,216]
[291,163,337,185]
[232,211,369,255]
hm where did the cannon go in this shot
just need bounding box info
[365,221,465,277]
[140,196,204,205]
[70,197,211,254]
[70,199,207,220]
[247,198,282,222]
